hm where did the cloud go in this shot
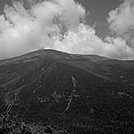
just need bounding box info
[108,0,134,37]
[0,0,85,59]
[0,0,134,60]
[107,0,134,58]
[53,24,134,59]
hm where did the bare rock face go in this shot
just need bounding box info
[0,49,134,133]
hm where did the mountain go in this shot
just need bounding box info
[0,49,134,133]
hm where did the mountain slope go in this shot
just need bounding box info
[0,49,134,133]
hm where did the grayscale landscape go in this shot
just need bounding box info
[0,0,134,133]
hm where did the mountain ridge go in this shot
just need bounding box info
[0,49,112,63]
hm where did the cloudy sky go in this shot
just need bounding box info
[0,0,134,60]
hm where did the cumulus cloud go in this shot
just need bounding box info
[108,0,134,39]
[54,24,134,59]
[0,0,85,59]
[0,0,134,60]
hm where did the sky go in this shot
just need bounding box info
[0,0,134,60]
